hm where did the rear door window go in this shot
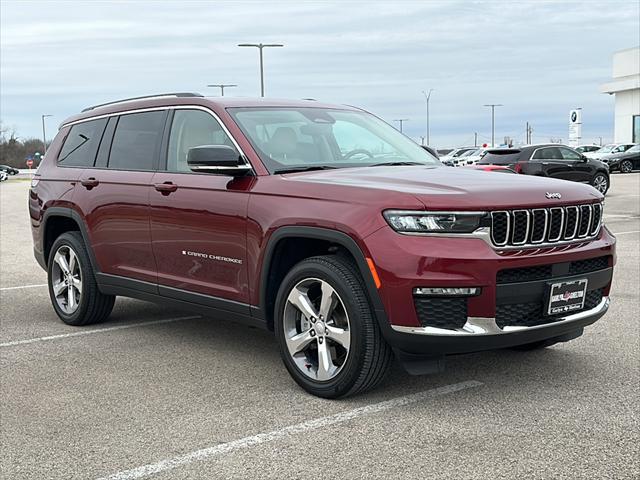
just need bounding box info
[532,147,563,160]
[58,118,108,167]
[559,147,582,161]
[108,111,167,171]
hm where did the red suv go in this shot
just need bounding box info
[30,93,616,398]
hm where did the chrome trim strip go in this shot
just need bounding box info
[547,207,564,242]
[391,297,609,336]
[530,208,548,244]
[511,210,530,245]
[60,105,254,174]
[564,206,579,240]
[577,205,593,238]
[491,211,510,246]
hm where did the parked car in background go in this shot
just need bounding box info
[602,144,640,173]
[479,144,610,194]
[439,147,476,166]
[583,143,635,159]
[0,164,19,175]
[575,145,602,154]
[460,148,488,166]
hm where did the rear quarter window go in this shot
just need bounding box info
[57,118,108,167]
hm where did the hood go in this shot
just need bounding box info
[282,165,602,210]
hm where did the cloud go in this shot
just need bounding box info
[1,0,637,146]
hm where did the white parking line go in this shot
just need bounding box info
[613,230,640,235]
[0,283,47,291]
[97,380,483,480]
[0,315,201,348]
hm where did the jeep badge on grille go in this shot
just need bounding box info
[545,192,562,199]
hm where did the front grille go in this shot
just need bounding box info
[496,288,603,328]
[414,297,467,329]
[497,256,611,284]
[490,203,602,248]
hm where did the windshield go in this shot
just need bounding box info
[228,107,439,173]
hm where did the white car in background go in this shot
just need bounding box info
[439,147,477,166]
[584,143,635,159]
[459,148,489,165]
[575,145,602,154]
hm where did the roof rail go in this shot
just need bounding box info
[81,92,204,112]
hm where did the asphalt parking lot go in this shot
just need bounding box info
[1,174,638,480]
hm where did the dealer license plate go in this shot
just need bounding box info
[547,279,588,316]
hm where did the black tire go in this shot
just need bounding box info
[47,231,115,326]
[591,172,609,194]
[620,160,633,174]
[274,255,392,398]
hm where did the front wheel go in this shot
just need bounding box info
[591,173,609,194]
[620,160,633,174]
[274,255,392,398]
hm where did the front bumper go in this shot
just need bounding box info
[365,225,616,355]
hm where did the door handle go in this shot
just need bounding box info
[154,182,178,195]
[80,177,99,189]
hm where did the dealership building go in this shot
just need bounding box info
[600,47,640,143]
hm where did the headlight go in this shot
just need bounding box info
[383,210,485,233]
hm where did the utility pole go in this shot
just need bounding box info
[394,118,409,133]
[41,114,52,154]
[526,122,534,144]
[237,43,284,97]
[474,132,478,147]
[207,84,237,96]
[422,89,434,146]
[483,104,503,147]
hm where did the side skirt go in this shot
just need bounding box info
[95,273,268,330]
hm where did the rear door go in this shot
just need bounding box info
[73,110,167,285]
[149,108,252,307]
[559,146,592,183]
[530,146,574,180]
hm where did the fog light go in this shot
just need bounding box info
[413,287,480,296]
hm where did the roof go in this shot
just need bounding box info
[60,94,360,128]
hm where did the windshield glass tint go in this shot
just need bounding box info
[227,107,439,173]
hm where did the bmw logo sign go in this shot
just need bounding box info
[571,111,577,123]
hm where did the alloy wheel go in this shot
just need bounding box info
[621,160,633,174]
[283,277,351,381]
[593,175,608,194]
[51,245,82,314]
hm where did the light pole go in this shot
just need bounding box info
[394,119,409,133]
[422,89,433,146]
[483,104,503,147]
[237,43,284,97]
[41,114,52,153]
[207,84,237,96]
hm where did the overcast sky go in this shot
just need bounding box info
[1,0,638,147]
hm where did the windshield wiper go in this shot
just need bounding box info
[274,165,338,174]
[368,161,425,167]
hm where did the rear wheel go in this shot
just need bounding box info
[274,255,392,398]
[591,173,609,194]
[620,160,633,174]
[47,232,115,326]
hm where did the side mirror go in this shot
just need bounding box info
[187,145,251,174]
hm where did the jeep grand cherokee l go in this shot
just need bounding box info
[30,93,616,398]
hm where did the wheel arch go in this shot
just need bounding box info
[42,207,100,273]
[258,226,387,331]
